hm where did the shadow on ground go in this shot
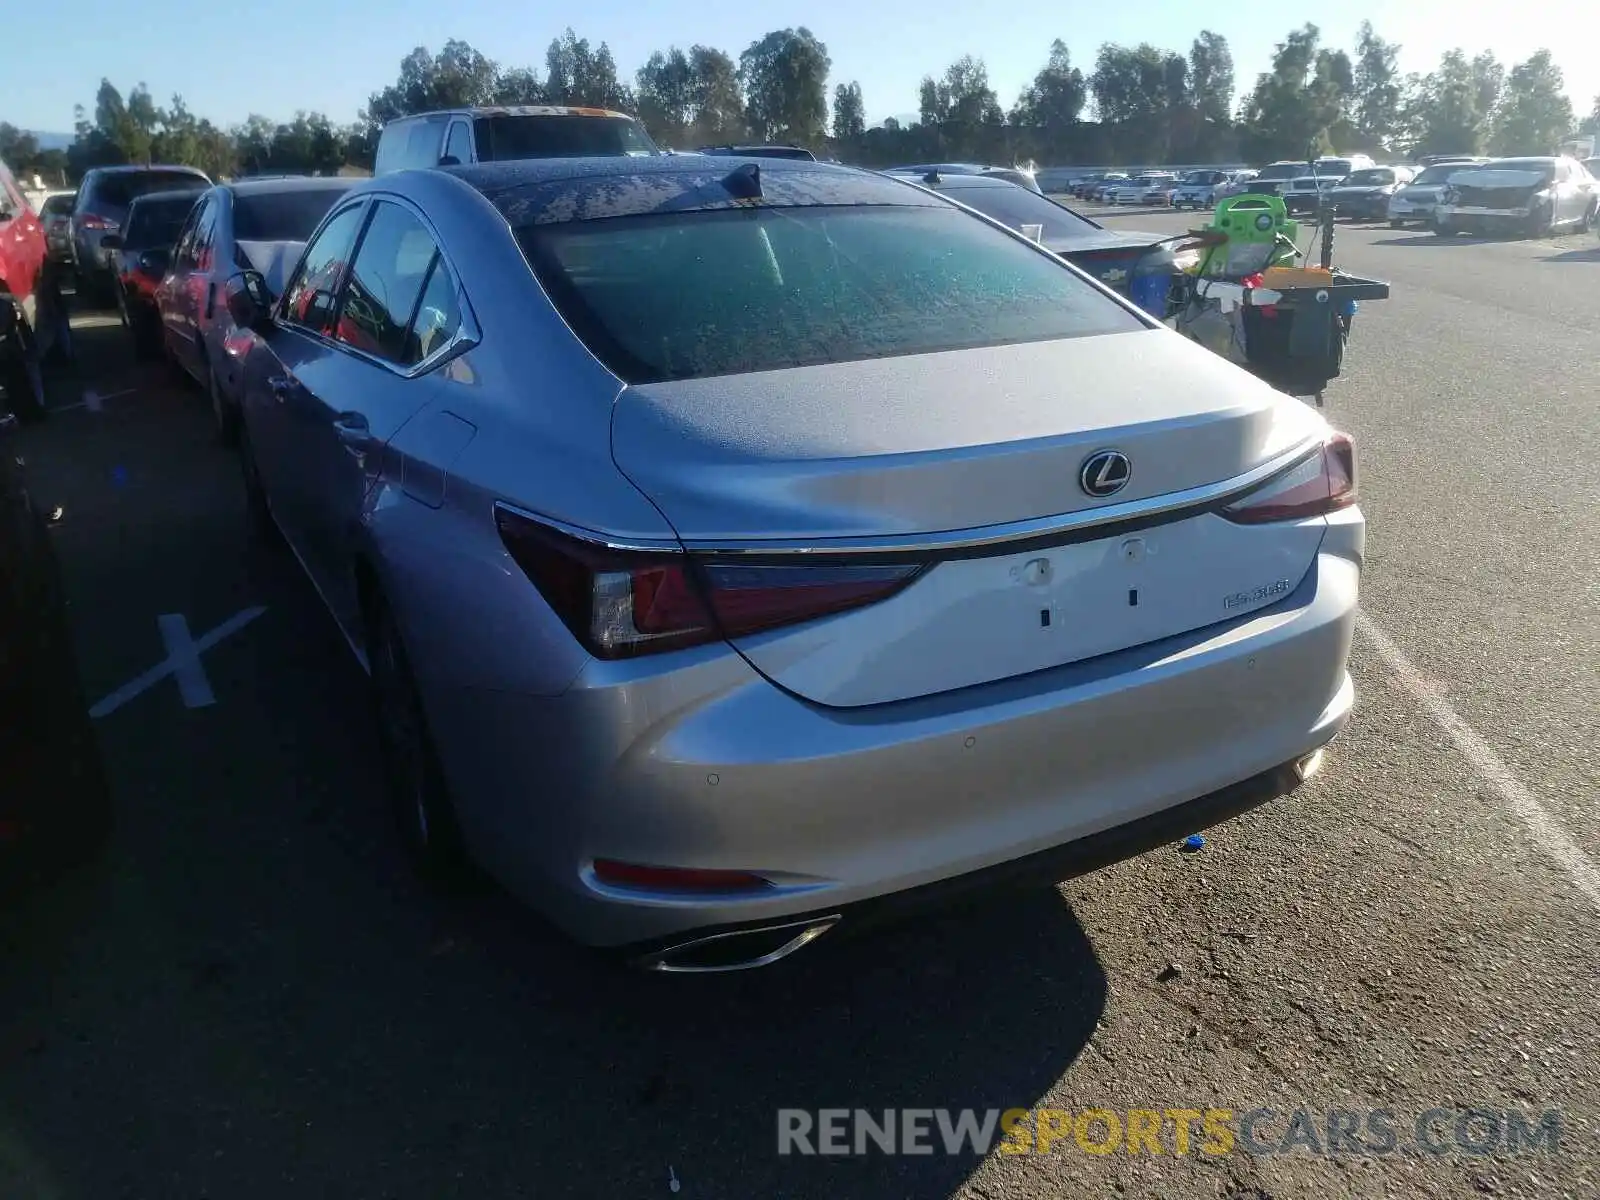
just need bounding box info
[1,315,1110,1199]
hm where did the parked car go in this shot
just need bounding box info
[0,156,48,421]
[1416,153,1485,168]
[1033,168,1082,194]
[1086,174,1129,201]
[1068,173,1107,198]
[979,167,1045,195]
[888,170,1197,308]
[157,176,354,442]
[1237,161,1306,197]
[1282,175,1342,217]
[1325,165,1415,222]
[101,190,202,360]
[1435,156,1598,237]
[1170,169,1233,210]
[696,144,817,161]
[374,106,660,174]
[1213,170,1260,201]
[1386,162,1475,228]
[225,156,1362,970]
[1107,175,1166,205]
[69,165,211,305]
[0,415,114,900]
[37,191,76,264]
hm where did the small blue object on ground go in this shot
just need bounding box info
[1181,834,1205,852]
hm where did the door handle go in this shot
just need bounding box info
[333,412,372,450]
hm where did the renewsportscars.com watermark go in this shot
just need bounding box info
[777,1107,1565,1158]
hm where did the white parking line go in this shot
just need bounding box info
[89,606,267,719]
[1357,610,1600,914]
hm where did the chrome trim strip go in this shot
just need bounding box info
[637,915,841,973]
[495,436,1324,559]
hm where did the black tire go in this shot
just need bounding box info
[238,416,283,548]
[1,316,47,423]
[366,593,468,882]
[1525,206,1552,239]
[209,360,240,448]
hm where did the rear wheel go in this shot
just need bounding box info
[0,311,47,423]
[1524,205,1553,239]
[367,592,468,882]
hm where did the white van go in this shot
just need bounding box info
[374,106,660,174]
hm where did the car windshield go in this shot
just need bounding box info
[125,195,200,247]
[1412,165,1465,185]
[1180,171,1212,184]
[1318,160,1354,176]
[516,205,1144,384]
[474,114,657,161]
[40,194,75,217]
[1342,169,1393,186]
[1255,163,1305,180]
[936,183,1101,240]
[1480,159,1555,180]
[233,188,348,242]
[95,171,207,208]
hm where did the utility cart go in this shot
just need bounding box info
[1166,193,1391,406]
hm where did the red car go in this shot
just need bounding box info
[0,157,48,419]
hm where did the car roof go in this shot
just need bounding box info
[887,170,1011,188]
[389,105,636,123]
[86,164,208,176]
[434,156,947,227]
[128,188,205,207]
[221,176,354,197]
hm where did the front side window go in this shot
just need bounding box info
[282,203,366,335]
[518,204,1144,385]
[191,200,218,272]
[334,201,438,363]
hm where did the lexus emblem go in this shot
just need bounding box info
[1079,450,1131,498]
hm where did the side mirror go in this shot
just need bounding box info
[437,154,461,167]
[225,270,275,333]
[101,233,124,250]
[136,247,170,280]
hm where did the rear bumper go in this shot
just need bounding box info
[427,530,1363,949]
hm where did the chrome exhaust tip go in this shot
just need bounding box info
[637,915,841,974]
[1295,747,1326,783]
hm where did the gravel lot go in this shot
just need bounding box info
[1,214,1596,1200]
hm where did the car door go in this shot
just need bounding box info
[157,201,202,356]
[0,167,45,320]
[281,198,463,634]
[162,193,213,374]
[248,199,369,560]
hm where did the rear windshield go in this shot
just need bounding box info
[40,194,75,217]
[1317,160,1353,176]
[937,183,1101,240]
[92,170,207,208]
[1342,169,1393,186]
[1481,159,1555,178]
[474,114,657,161]
[1412,165,1464,185]
[517,205,1143,384]
[126,195,200,247]
[234,188,347,242]
[1254,163,1304,180]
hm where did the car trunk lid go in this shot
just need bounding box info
[611,331,1329,706]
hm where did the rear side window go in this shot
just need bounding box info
[233,188,348,242]
[283,203,366,336]
[443,122,473,165]
[474,115,657,161]
[334,201,438,363]
[126,196,198,247]
[519,205,1144,384]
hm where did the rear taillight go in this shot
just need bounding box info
[592,859,772,894]
[494,506,926,659]
[77,213,118,232]
[1222,433,1357,525]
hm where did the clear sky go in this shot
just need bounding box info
[6,0,1595,135]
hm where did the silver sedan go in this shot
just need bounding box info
[226,157,1363,971]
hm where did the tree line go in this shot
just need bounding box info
[2,21,1596,188]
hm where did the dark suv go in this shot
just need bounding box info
[70,165,210,303]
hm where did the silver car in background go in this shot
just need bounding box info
[1386,161,1477,228]
[227,157,1362,971]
